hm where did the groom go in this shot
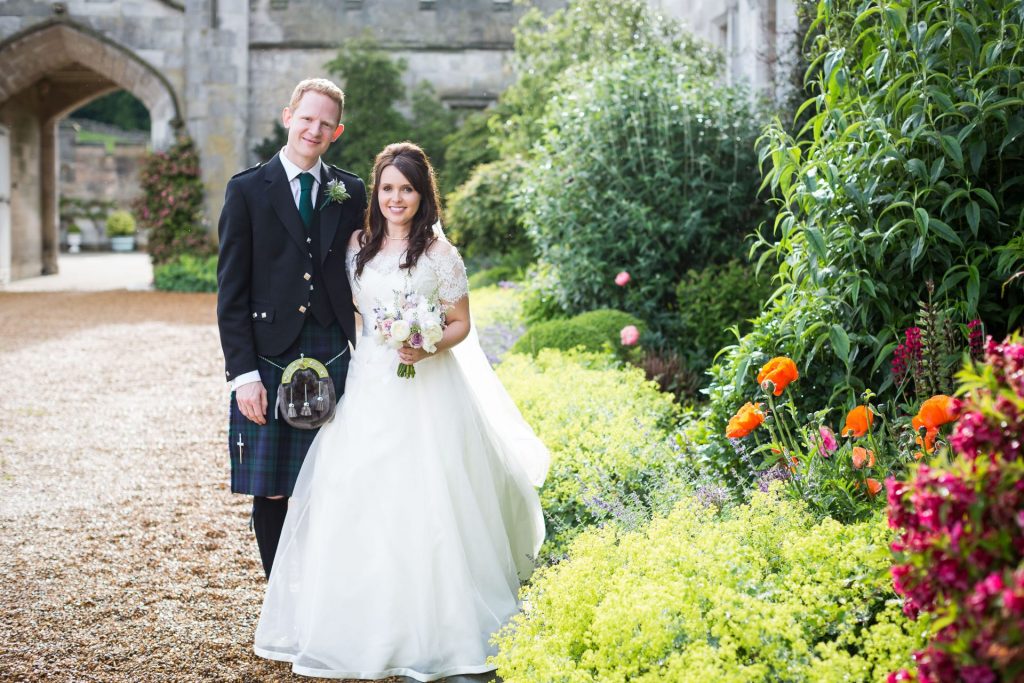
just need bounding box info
[216,77,366,579]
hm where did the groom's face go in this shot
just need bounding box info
[282,91,342,168]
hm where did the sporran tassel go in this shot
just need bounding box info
[287,385,297,419]
[316,379,327,412]
[301,383,312,417]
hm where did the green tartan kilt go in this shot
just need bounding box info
[228,319,349,497]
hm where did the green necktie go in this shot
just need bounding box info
[298,172,315,229]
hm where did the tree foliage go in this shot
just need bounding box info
[71,90,150,131]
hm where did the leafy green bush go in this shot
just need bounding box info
[522,50,770,337]
[448,0,719,276]
[676,259,776,374]
[698,0,1024,490]
[493,492,927,682]
[498,349,681,559]
[750,0,1024,402]
[510,309,643,359]
[104,210,136,237]
[153,254,218,293]
[446,157,532,267]
[134,138,213,265]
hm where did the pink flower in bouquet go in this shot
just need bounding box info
[615,271,631,286]
[620,325,640,346]
[409,332,424,349]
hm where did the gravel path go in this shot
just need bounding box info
[0,292,415,682]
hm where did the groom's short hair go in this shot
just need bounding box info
[289,78,345,119]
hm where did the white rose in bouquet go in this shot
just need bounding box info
[390,319,411,343]
[422,322,444,352]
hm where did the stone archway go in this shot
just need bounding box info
[0,18,183,284]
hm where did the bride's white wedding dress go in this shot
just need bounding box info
[254,237,549,681]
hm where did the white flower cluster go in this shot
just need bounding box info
[373,290,445,353]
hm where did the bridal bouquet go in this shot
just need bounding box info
[372,290,446,379]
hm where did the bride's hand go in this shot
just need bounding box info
[398,344,431,365]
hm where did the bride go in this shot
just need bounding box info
[253,141,549,680]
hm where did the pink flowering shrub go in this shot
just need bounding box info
[134,137,212,265]
[887,336,1024,682]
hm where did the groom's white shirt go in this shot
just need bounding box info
[231,149,325,391]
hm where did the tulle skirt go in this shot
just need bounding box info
[254,337,546,680]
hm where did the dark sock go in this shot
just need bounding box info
[252,496,289,579]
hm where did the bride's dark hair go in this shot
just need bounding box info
[356,142,443,277]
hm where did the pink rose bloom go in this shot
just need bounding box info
[620,325,640,346]
[615,271,631,286]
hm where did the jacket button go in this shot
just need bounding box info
[298,305,307,313]
[306,237,312,244]
[261,312,267,319]
[251,312,257,319]
[304,273,311,281]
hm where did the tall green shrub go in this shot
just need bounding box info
[698,0,1024,487]
[446,157,531,266]
[447,0,720,268]
[523,52,770,336]
[134,138,211,265]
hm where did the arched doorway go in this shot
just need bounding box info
[0,18,182,285]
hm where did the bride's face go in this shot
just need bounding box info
[378,165,421,232]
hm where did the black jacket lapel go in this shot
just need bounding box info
[318,166,342,264]
[265,156,308,253]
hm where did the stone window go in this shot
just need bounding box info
[419,0,436,9]
[493,0,512,10]
[344,0,362,9]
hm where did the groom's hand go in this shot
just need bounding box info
[236,381,268,425]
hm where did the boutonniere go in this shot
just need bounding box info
[319,179,350,210]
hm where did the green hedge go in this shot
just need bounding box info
[153,254,217,293]
[493,491,927,682]
[510,309,643,358]
[498,349,682,559]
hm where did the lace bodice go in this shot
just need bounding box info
[346,238,469,332]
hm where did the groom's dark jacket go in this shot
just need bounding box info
[216,154,366,383]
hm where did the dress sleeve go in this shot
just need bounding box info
[430,239,469,306]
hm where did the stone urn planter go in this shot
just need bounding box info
[67,231,82,254]
[105,210,137,253]
[109,235,135,252]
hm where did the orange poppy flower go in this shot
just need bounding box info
[865,478,883,496]
[852,446,876,469]
[911,395,959,455]
[842,405,875,437]
[726,402,765,439]
[913,395,960,431]
[757,357,799,396]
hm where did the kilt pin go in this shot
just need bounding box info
[228,319,349,497]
